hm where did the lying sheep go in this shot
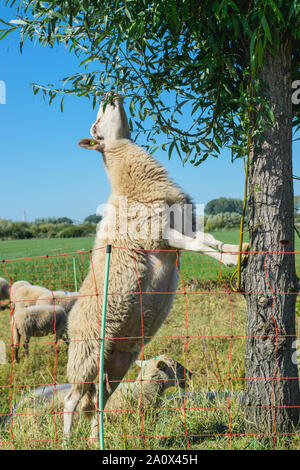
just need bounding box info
[12,305,68,362]
[36,291,78,314]
[0,277,10,301]
[105,355,192,412]
[4,355,191,427]
[11,283,51,311]
[64,95,244,441]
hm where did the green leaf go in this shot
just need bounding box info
[261,15,272,44]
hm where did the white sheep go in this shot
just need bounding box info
[11,283,51,310]
[0,277,10,301]
[4,355,191,427]
[11,280,31,298]
[64,95,244,441]
[36,291,78,314]
[104,355,192,412]
[12,304,68,362]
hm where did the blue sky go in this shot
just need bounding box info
[1,5,300,222]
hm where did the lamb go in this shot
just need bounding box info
[0,277,10,301]
[64,94,244,441]
[36,291,78,314]
[12,305,68,362]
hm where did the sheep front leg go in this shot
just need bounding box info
[63,387,82,446]
[90,349,136,442]
[197,231,248,254]
[166,229,238,266]
[12,326,20,363]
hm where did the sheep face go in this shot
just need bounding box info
[136,355,192,390]
[90,95,130,142]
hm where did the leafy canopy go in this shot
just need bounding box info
[1,0,300,163]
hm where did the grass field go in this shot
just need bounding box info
[0,231,300,450]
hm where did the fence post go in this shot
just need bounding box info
[98,244,111,450]
[72,257,78,292]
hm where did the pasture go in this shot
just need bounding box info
[1,232,300,450]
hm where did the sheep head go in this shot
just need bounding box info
[136,354,192,390]
[90,93,131,143]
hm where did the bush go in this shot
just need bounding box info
[205,198,244,216]
[56,223,96,238]
[84,214,102,224]
[204,212,242,231]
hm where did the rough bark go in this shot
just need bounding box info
[243,37,300,435]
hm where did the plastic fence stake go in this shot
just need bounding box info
[98,244,111,450]
[72,257,78,292]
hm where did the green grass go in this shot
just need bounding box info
[0,237,94,260]
[0,231,300,450]
[0,231,245,291]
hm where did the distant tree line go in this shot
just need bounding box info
[202,197,244,231]
[203,196,300,232]
[0,215,102,240]
[2,196,299,239]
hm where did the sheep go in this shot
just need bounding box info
[0,277,10,301]
[36,291,78,314]
[11,283,51,311]
[105,355,192,412]
[11,280,31,298]
[12,305,68,362]
[3,355,191,427]
[63,95,244,441]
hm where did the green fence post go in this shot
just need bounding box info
[72,257,78,292]
[98,244,111,450]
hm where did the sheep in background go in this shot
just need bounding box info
[64,95,243,442]
[36,291,78,314]
[12,305,67,362]
[11,280,31,298]
[0,277,10,301]
[11,283,51,311]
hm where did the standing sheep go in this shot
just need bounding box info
[11,280,31,295]
[12,305,67,362]
[36,291,78,314]
[64,95,243,441]
[0,277,10,302]
[11,283,51,310]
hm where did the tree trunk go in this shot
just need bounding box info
[243,37,300,436]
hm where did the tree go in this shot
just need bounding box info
[205,197,243,215]
[2,0,300,436]
[84,214,102,224]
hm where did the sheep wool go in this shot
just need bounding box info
[0,277,10,301]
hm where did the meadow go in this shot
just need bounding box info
[1,231,300,450]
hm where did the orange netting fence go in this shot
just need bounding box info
[0,246,299,450]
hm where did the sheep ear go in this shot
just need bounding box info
[156,360,165,370]
[78,138,104,151]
